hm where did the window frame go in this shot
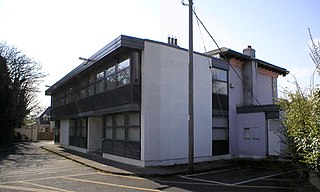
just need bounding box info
[102,112,141,159]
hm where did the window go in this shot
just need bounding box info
[252,127,260,140]
[116,59,130,86]
[105,66,116,91]
[213,81,228,95]
[88,84,95,96]
[69,118,87,148]
[212,117,228,141]
[244,128,250,139]
[96,71,105,94]
[96,80,104,94]
[211,67,229,156]
[211,68,227,81]
[128,112,140,142]
[212,115,229,155]
[52,52,139,108]
[96,71,104,80]
[212,128,227,140]
[131,51,140,83]
[212,68,228,95]
[102,112,141,159]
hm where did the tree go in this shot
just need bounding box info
[278,83,320,175]
[0,42,46,144]
[278,29,320,175]
[0,56,14,146]
[308,28,320,72]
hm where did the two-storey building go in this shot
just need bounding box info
[45,35,288,167]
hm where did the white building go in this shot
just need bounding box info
[46,35,288,167]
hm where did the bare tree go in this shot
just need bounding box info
[0,42,46,129]
[308,28,320,72]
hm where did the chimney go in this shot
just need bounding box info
[167,35,178,46]
[171,35,175,44]
[242,45,258,105]
[243,45,255,58]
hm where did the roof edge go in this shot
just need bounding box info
[45,35,144,95]
[207,48,289,77]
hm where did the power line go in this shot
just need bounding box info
[194,6,236,163]
[192,8,266,113]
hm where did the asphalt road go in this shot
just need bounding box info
[0,142,318,192]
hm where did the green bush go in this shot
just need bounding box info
[278,84,320,175]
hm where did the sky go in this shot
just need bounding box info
[0,0,319,108]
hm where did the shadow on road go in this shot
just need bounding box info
[0,142,19,162]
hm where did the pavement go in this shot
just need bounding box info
[41,143,236,177]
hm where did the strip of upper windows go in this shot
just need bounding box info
[53,51,140,108]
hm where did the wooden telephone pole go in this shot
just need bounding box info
[188,0,194,173]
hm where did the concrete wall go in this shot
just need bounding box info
[60,119,69,148]
[228,59,278,158]
[237,112,267,157]
[257,68,278,104]
[141,41,212,166]
[88,117,102,152]
[257,73,273,104]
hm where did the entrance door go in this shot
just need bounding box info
[267,119,281,156]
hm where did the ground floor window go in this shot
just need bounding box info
[102,112,141,159]
[212,116,229,155]
[54,120,60,143]
[69,118,87,149]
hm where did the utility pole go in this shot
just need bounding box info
[188,0,194,173]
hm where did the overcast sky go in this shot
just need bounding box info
[0,0,319,107]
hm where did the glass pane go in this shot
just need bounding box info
[88,84,95,96]
[132,52,140,83]
[211,68,227,81]
[128,113,140,126]
[69,127,74,136]
[105,74,116,91]
[252,127,259,139]
[105,127,112,139]
[81,126,87,137]
[80,78,87,88]
[96,71,104,80]
[80,88,87,99]
[244,128,250,139]
[70,120,75,128]
[213,81,228,95]
[67,94,73,103]
[105,66,115,76]
[117,68,130,86]
[115,127,125,140]
[128,127,140,141]
[212,117,227,127]
[96,80,104,93]
[89,73,95,83]
[118,59,130,70]
[105,116,112,126]
[76,126,81,136]
[81,119,87,128]
[212,128,227,140]
[115,114,125,126]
